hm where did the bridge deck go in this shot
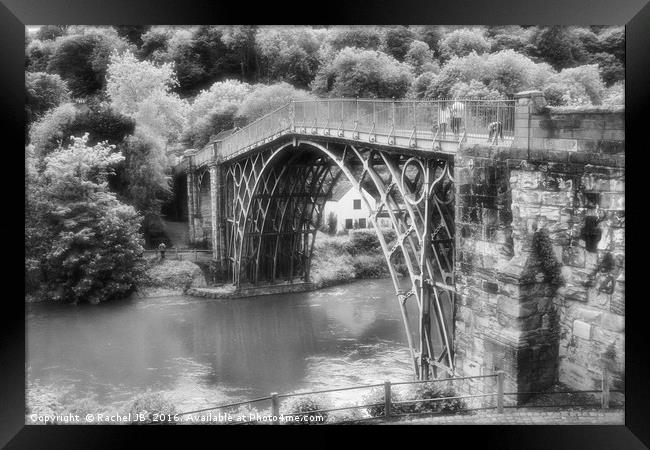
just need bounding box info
[188,98,515,167]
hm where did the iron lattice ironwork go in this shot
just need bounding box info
[223,139,456,379]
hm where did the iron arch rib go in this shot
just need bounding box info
[224,139,455,379]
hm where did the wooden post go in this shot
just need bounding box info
[497,371,504,413]
[175,246,179,260]
[601,368,610,409]
[271,393,280,424]
[384,381,392,418]
[194,248,197,261]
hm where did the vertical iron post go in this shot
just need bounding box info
[271,392,280,423]
[384,381,392,418]
[497,371,505,413]
[601,368,610,409]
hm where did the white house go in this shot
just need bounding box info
[322,179,393,232]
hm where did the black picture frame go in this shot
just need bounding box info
[3,0,648,447]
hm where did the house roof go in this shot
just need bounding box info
[329,179,354,202]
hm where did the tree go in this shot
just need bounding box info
[380,26,416,61]
[119,130,172,232]
[327,212,338,235]
[424,50,554,99]
[590,52,624,86]
[35,25,65,41]
[236,82,313,125]
[404,40,438,75]
[114,25,151,47]
[47,33,132,97]
[168,26,240,96]
[106,50,188,142]
[327,26,383,51]
[183,79,252,147]
[28,103,78,159]
[311,47,414,99]
[597,26,625,64]
[602,82,624,106]
[25,39,56,72]
[487,26,533,54]
[221,26,258,81]
[450,80,505,100]
[25,72,70,125]
[139,26,174,61]
[26,134,145,304]
[439,28,491,60]
[255,26,324,88]
[543,65,606,106]
[411,25,445,57]
[409,72,438,99]
[484,50,554,95]
[28,101,136,162]
[529,26,583,70]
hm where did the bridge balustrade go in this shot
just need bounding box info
[193,98,515,166]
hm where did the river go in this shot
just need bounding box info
[27,278,420,416]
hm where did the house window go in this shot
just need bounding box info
[358,218,367,228]
[353,199,361,210]
[345,219,353,229]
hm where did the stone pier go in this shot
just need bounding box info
[453,91,625,402]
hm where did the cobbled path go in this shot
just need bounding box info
[379,408,624,425]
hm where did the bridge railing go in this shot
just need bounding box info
[198,98,515,164]
[292,98,515,141]
[164,369,622,424]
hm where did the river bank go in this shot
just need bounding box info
[138,229,404,299]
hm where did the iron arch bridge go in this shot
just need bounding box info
[180,98,515,379]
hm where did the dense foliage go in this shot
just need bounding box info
[25,135,145,304]
[24,24,624,303]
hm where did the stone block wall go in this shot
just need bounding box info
[453,91,624,402]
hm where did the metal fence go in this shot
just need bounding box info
[160,369,622,425]
[192,98,515,165]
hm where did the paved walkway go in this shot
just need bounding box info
[379,408,624,425]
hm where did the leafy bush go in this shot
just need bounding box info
[363,385,467,418]
[362,387,392,417]
[281,396,328,425]
[346,229,381,255]
[128,392,177,424]
[352,254,387,278]
[402,385,467,414]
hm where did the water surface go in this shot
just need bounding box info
[27,278,418,413]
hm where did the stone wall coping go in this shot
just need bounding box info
[546,105,625,114]
[514,90,545,98]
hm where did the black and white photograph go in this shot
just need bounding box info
[20,22,629,429]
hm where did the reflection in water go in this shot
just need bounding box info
[27,278,418,412]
